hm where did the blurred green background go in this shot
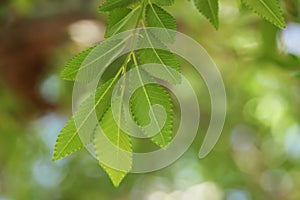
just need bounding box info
[1,0,300,199]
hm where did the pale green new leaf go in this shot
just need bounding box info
[194,0,219,29]
[52,80,116,161]
[130,77,174,148]
[145,4,176,30]
[94,107,132,187]
[242,0,286,28]
[52,118,83,161]
[105,7,141,38]
[98,0,139,12]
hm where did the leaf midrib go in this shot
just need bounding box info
[207,0,217,26]
[142,27,178,83]
[56,69,122,158]
[70,35,132,78]
[109,6,141,36]
[134,65,167,146]
[148,3,174,42]
[256,0,283,26]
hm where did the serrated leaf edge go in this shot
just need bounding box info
[52,124,83,161]
[130,81,174,148]
[241,0,286,28]
[105,6,141,38]
[93,107,132,187]
[193,0,219,29]
[61,46,97,80]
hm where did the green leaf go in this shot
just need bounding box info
[242,0,286,28]
[60,39,125,81]
[94,107,132,187]
[105,7,141,38]
[52,118,83,161]
[136,26,181,84]
[61,46,96,81]
[145,4,176,30]
[52,79,117,161]
[153,0,175,6]
[144,4,177,44]
[137,48,179,72]
[130,72,174,148]
[98,0,139,12]
[194,0,219,29]
[137,48,181,84]
[100,54,129,84]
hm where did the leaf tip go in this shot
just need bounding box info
[99,163,128,188]
[51,156,58,162]
[213,22,219,30]
[52,152,59,162]
[193,0,219,30]
[111,177,124,188]
[60,69,71,81]
[279,20,286,29]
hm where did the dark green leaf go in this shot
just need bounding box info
[105,7,141,38]
[145,4,176,30]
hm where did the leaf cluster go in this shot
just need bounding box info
[53,0,286,187]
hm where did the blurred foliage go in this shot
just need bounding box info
[1,0,300,200]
